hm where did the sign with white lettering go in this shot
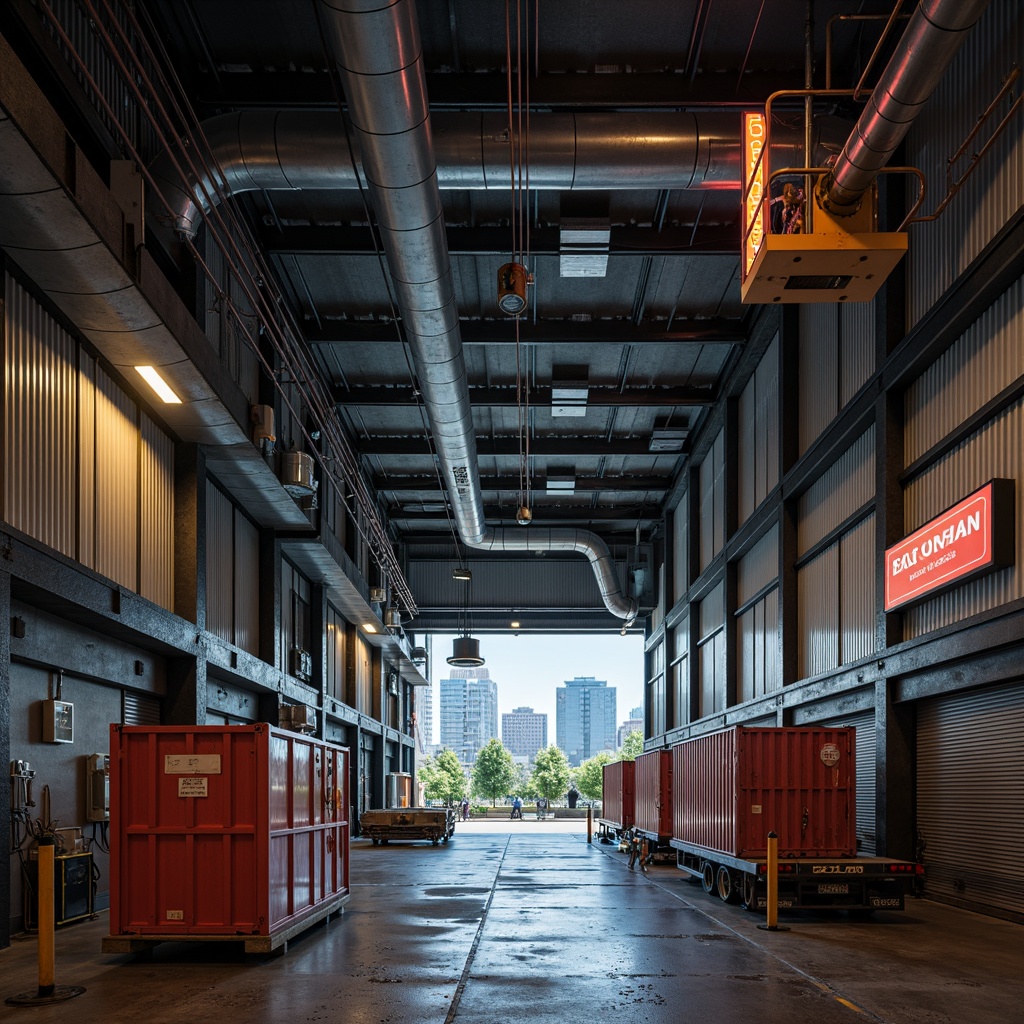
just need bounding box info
[884,480,1014,612]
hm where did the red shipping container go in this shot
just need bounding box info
[634,749,672,838]
[108,725,350,947]
[601,759,635,829]
[672,727,855,859]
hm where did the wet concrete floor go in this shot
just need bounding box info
[1,821,1020,1023]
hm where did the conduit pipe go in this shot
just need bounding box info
[819,0,991,216]
[153,109,833,240]
[315,0,637,620]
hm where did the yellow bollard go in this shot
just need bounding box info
[587,806,593,844]
[5,836,86,1007]
[757,830,789,933]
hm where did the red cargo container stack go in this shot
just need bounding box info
[672,727,855,859]
[601,759,635,830]
[634,749,672,839]
[106,724,350,952]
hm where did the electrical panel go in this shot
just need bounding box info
[42,699,74,743]
[86,752,110,821]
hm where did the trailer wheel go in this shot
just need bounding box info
[700,861,716,894]
[741,873,757,910]
[716,866,739,903]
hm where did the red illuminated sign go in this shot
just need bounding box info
[742,112,766,279]
[884,480,1015,612]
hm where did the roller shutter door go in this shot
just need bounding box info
[823,710,876,855]
[917,682,1024,918]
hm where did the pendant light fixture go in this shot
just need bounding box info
[447,564,485,667]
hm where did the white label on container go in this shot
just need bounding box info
[166,910,184,921]
[165,754,221,775]
[751,804,762,814]
[178,777,208,798]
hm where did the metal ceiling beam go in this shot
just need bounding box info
[196,70,806,111]
[264,224,737,257]
[375,475,670,493]
[312,319,743,347]
[358,436,668,457]
[335,385,715,407]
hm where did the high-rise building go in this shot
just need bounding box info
[440,667,498,764]
[501,706,547,763]
[413,682,434,756]
[556,676,617,766]
[617,716,643,748]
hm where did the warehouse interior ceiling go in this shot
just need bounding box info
[3,0,915,633]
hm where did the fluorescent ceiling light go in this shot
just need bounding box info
[362,623,378,634]
[135,366,182,404]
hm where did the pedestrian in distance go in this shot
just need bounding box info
[461,797,470,821]
[510,795,523,820]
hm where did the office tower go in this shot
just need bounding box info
[439,667,499,764]
[501,706,548,763]
[556,676,617,766]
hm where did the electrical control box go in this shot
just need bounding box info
[42,699,74,743]
[86,752,110,821]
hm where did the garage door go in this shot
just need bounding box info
[917,681,1024,918]
[823,710,876,855]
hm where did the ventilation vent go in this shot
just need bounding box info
[123,691,161,726]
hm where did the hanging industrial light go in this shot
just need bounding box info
[447,565,485,667]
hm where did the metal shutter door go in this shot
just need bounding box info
[823,710,876,855]
[917,682,1024,918]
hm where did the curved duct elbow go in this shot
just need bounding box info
[467,527,639,622]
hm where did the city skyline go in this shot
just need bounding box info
[427,633,645,747]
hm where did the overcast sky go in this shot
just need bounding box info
[425,632,646,745]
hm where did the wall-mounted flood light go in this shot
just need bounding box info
[135,366,182,404]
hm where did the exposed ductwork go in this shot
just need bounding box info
[315,0,638,621]
[152,108,840,240]
[819,0,991,216]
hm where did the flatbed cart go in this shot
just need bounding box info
[360,807,456,846]
[671,840,921,911]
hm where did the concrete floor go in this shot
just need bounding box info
[2,818,1020,1023]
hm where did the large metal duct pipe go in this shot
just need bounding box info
[153,109,830,240]
[317,0,637,620]
[819,0,990,216]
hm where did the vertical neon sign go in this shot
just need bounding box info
[743,112,766,279]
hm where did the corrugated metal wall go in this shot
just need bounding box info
[738,333,779,524]
[139,413,174,609]
[355,633,372,714]
[798,545,839,678]
[698,581,725,716]
[671,501,688,604]
[233,512,259,655]
[904,278,1024,463]
[840,516,876,665]
[799,305,839,454]
[93,366,138,591]
[325,605,348,702]
[3,274,77,558]
[736,591,780,705]
[699,429,725,572]
[206,484,235,644]
[737,525,778,605]
[905,4,1024,326]
[917,681,1024,917]
[798,428,875,555]
[840,301,875,406]
[78,353,96,567]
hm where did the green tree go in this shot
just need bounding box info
[617,729,645,762]
[531,745,572,802]
[471,738,518,805]
[575,751,614,801]
[419,748,467,805]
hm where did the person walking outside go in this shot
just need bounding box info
[461,797,470,821]
[510,795,523,820]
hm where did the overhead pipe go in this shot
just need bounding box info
[153,108,837,240]
[818,0,991,216]
[316,0,637,620]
